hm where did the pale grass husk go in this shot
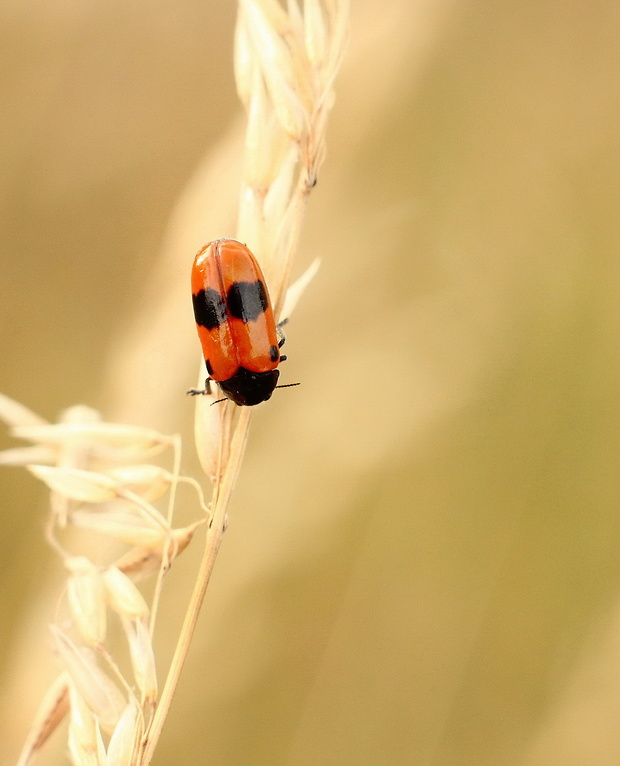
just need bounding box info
[2,401,207,764]
[143,3,348,760]
[3,1,348,764]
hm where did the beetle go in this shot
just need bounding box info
[188,239,294,406]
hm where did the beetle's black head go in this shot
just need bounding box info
[217,367,280,407]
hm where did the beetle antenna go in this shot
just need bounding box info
[275,382,301,389]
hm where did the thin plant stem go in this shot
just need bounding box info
[139,407,252,765]
[149,433,183,639]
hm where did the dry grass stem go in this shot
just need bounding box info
[2,1,347,763]
[1,400,206,764]
[143,2,348,759]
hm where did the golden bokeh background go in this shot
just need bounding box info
[2,1,620,764]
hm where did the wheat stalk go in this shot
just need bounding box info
[142,2,348,761]
[2,1,348,764]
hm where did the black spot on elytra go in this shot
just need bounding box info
[227,280,268,322]
[270,345,279,362]
[193,288,227,330]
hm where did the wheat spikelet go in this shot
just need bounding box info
[147,5,348,753]
[2,1,348,763]
[0,397,205,766]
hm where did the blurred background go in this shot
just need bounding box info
[2,0,620,764]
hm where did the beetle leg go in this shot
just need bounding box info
[276,318,289,348]
[186,378,213,396]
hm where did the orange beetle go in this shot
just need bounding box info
[189,239,287,406]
